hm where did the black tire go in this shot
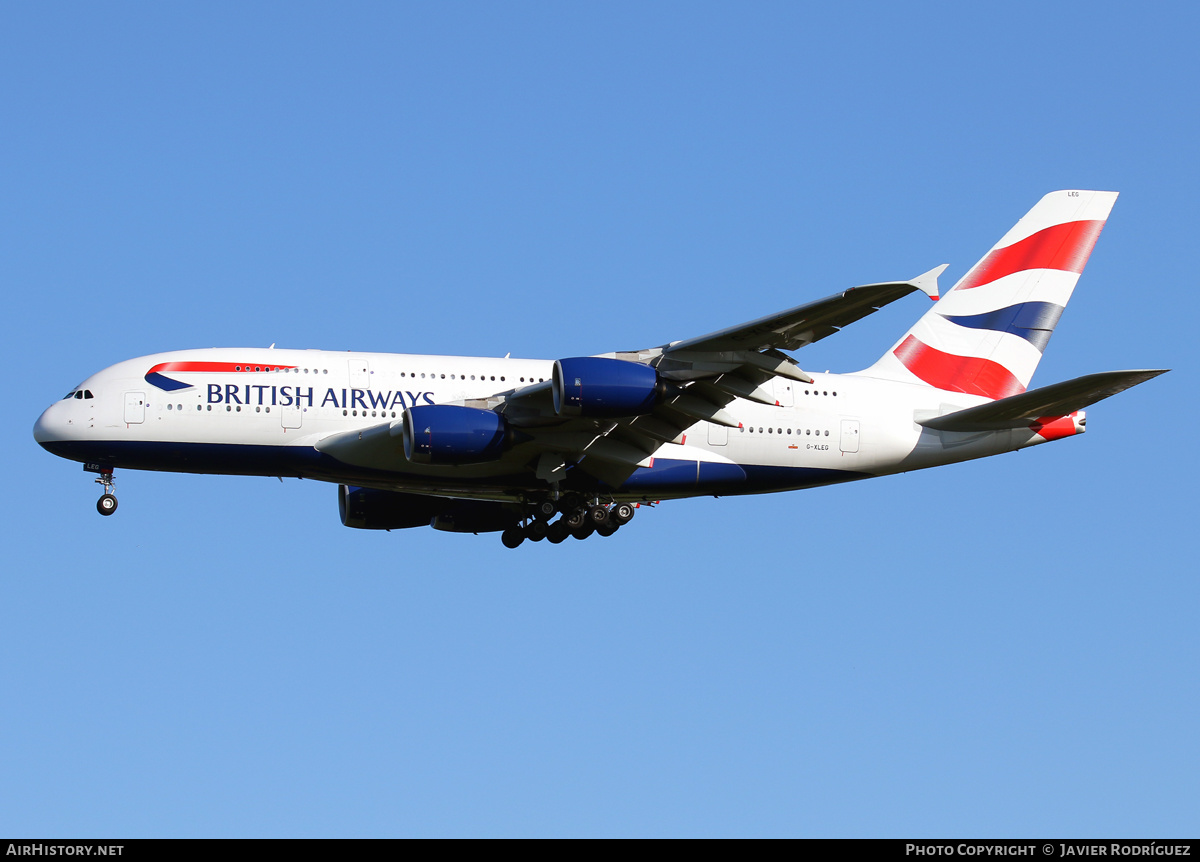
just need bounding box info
[596,523,618,537]
[97,494,118,516]
[587,504,610,527]
[571,521,595,540]
[527,520,548,542]
[501,527,525,549]
[612,502,635,525]
[547,520,569,544]
[535,499,557,520]
[565,509,587,530]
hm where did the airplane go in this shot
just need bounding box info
[33,190,1166,548]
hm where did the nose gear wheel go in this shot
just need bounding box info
[94,470,118,517]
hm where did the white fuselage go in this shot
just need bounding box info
[34,347,1073,503]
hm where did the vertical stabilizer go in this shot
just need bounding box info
[859,190,1118,399]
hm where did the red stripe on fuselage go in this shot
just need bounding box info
[956,220,1105,291]
[147,361,296,374]
[893,335,1026,400]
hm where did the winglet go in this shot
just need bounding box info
[910,264,948,301]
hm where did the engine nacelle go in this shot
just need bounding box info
[338,486,517,533]
[552,356,665,417]
[338,485,447,530]
[402,404,511,465]
[430,500,519,533]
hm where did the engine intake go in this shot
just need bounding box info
[402,404,511,465]
[552,357,665,417]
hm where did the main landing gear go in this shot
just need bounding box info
[95,468,118,516]
[500,497,638,549]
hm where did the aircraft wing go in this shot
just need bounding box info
[661,264,946,356]
[319,266,945,488]
[493,266,946,486]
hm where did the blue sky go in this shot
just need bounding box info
[2,2,1196,837]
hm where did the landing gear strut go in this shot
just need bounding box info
[95,469,118,516]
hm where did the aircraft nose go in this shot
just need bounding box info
[33,402,63,447]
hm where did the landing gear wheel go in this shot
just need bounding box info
[535,499,557,520]
[526,520,548,542]
[547,520,570,543]
[501,527,525,549]
[565,509,587,530]
[93,469,117,516]
[612,502,635,525]
[587,504,610,527]
[571,521,595,540]
[596,522,618,538]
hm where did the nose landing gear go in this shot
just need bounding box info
[94,469,118,516]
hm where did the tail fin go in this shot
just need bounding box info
[860,190,1119,399]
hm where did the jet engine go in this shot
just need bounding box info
[338,485,448,530]
[552,356,667,417]
[401,404,512,465]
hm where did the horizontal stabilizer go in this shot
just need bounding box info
[918,369,1168,431]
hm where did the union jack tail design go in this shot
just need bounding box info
[862,190,1119,399]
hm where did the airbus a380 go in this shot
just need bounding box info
[34,191,1165,547]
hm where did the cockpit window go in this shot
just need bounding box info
[82,390,93,399]
[63,391,77,400]
[75,391,84,399]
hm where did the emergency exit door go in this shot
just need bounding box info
[123,391,145,424]
[839,419,860,453]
